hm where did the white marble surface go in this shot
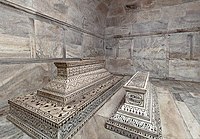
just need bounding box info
[169,60,200,82]
[0,63,54,111]
[1,80,200,139]
[105,0,200,82]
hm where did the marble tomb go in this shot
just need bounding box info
[105,71,162,139]
[7,60,125,139]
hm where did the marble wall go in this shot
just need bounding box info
[0,0,200,113]
[0,0,110,112]
[0,0,109,59]
[0,63,56,114]
[105,0,200,82]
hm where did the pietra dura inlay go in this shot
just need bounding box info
[7,60,125,139]
[105,71,162,139]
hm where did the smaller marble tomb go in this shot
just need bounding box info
[105,71,162,139]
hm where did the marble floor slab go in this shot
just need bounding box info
[1,80,200,139]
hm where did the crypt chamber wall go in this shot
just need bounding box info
[0,0,200,119]
[0,0,108,114]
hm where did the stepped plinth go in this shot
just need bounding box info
[7,60,125,139]
[105,71,162,139]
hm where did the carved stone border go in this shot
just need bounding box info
[105,85,162,139]
[7,77,125,139]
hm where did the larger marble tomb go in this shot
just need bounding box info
[105,71,162,139]
[7,60,125,139]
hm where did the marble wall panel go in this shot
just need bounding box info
[66,3,84,29]
[0,0,107,60]
[105,1,200,82]
[82,34,104,58]
[84,22,102,36]
[34,20,64,58]
[65,29,83,58]
[105,24,132,37]
[169,60,200,82]
[106,58,168,78]
[106,14,136,28]
[0,34,31,58]
[118,40,132,49]
[105,27,115,38]
[18,0,108,36]
[136,9,161,23]
[133,35,167,60]
[160,5,186,20]
[114,24,132,36]
[106,1,200,34]
[185,1,200,11]
[118,48,131,59]
[6,0,107,36]
[0,64,24,87]
[65,29,83,46]
[0,63,54,110]
[132,20,168,34]
[120,12,137,25]
[65,44,82,58]
[168,10,200,30]
[105,48,116,58]
[117,40,132,59]
[156,0,182,7]
[106,58,134,75]
[168,33,190,60]
[7,0,33,8]
[133,58,168,78]
[32,0,68,22]
[105,36,168,78]
[66,0,106,35]
[193,32,200,60]
[105,39,119,58]
[0,5,32,59]
[169,32,200,61]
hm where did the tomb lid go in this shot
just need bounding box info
[123,71,149,93]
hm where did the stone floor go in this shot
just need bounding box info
[0,79,200,139]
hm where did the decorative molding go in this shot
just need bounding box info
[105,71,162,139]
[7,60,124,139]
[107,27,200,40]
[0,58,81,65]
[0,0,104,39]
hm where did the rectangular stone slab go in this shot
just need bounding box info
[123,71,149,93]
[37,69,111,104]
[55,60,105,77]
